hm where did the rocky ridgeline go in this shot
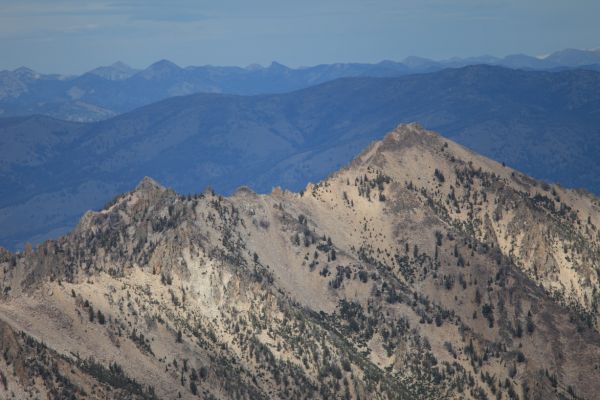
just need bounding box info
[1,124,600,399]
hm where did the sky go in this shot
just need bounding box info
[1,0,600,74]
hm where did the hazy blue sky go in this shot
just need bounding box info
[2,0,599,74]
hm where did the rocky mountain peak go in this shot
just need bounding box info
[134,176,165,194]
[137,59,182,80]
[387,122,437,143]
[268,61,289,71]
[1,126,600,399]
[87,62,138,80]
[10,67,41,81]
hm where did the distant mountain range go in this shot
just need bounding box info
[1,65,600,250]
[1,46,599,122]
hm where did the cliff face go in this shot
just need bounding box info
[1,124,600,399]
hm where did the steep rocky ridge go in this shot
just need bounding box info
[1,125,600,399]
[3,65,600,252]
